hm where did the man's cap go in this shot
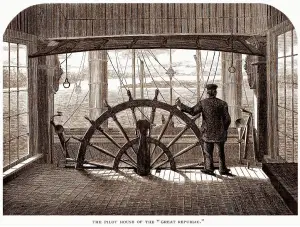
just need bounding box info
[206,84,218,90]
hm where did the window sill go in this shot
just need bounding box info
[3,154,43,184]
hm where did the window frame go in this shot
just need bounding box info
[276,29,298,162]
[3,42,30,171]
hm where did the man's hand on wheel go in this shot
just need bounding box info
[175,98,181,108]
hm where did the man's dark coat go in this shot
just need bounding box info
[179,97,231,142]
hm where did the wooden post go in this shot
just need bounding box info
[88,50,108,126]
[37,54,54,163]
[196,50,202,102]
[221,52,242,127]
[136,120,151,176]
[140,60,145,119]
[132,49,136,99]
[253,58,267,161]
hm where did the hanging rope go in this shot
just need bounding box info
[199,51,216,100]
[111,51,132,126]
[147,50,195,95]
[137,51,150,99]
[191,50,209,98]
[66,52,86,107]
[141,51,185,126]
[63,53,71,88]
[228,10,236,74]
[139,51,167,103]
[63,91,89,126]
[144,51,193,105]
[108,52,150,122]
[212,52,221,84]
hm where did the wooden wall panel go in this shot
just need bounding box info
[210,4,217,33]
[4,3,291,38]
[202,4,209,33]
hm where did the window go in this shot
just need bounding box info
[3,42,29,169]
[277,29,298,162]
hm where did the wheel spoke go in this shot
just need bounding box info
[172,142,200,159]
[150,150,165,167]
[110,114,137,155]
[130,107,138,125]
[123,151,137,166]
[152,159,169,169]
[153,142,200,169]
[83,161,112,169]
[96,126,122,149]
[87,142,136,168]
[150,113,173,158]
[176,163,199,169]
[166,125,189,148]
[87,143,116,159]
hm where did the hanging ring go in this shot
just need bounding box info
[228,66,236,73]
[63,78,70,88]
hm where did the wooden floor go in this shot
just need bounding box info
[3,163,292,215]
[87,166,269,183]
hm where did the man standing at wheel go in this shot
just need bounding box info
[175,84,231,175]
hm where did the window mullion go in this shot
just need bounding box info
[283,33,287,161]
[291,30,295,162]
[17,43,20,160]
[8,43,11,165]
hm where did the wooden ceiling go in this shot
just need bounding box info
[29,33,266,58]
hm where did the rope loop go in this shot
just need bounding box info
[63,77,70,88]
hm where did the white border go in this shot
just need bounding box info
[0,0,299,226]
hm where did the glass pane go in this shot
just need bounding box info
[278,132,285,159]
[285,30,292,56]
[10,90,18,116]
[10,43,18,67]
[294,112,298,140]
[10,139,18,164]
[3,143,9,167]
[19,44,27,67]
[3,117,9,143]
[293,56,298,84]
[19,67,28,89]
[286,137,293,162]
[10,116,18,140]
[293,29,298,55]
[278,57,285,83]
[294,84,298,111]
[10,67,17,90]
[3,42,9,66]
[278,106,285,132]
[286,110,293,137]
[19,135,29,159]
[3,92,9,118]
[278,33,285,58]
[3,66,9,89]
[286,57,292,84]
[19,91,28,114]
[19,113,28,136]
[294,141,298,162]
[286,83,293,111]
